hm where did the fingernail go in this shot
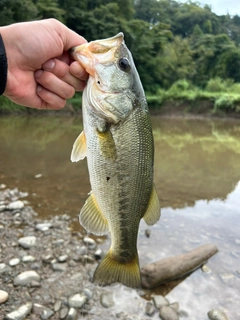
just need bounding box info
[43,59,55,70]
[36,85,43,93]
[35,70,43,79]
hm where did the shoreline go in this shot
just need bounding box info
[1,99,240,120]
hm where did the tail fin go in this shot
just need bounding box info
[93,250,141,288]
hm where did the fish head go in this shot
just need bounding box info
[71,33,144,124]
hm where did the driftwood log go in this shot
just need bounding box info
[141,243,218,289]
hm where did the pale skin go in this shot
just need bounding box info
[0,19,88,110]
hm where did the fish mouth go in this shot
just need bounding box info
[70,33,124,76]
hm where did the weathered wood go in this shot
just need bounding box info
[141,244,218,289]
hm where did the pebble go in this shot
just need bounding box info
[94,248,103,260]
[145,301,156,316]
[208,309,229,320]
[66,308,78,320]
[83,237,97,249]
[100,292,115,308]
[18,236,37,249]
[0,290,9,304]
[0,263,9,274]
[52,262,68,272]
[68,293,87,308]
[7,200,24,210]
[35,223,52,232]
[58,254,68,262]
[9,258,21,266]
[54,239,64,246]
[22,255,36,263]
[152,295,169,309]
[159,305,179,320]
[41,307,54,319]
[202,264,211,273]
[54,300,62,312]
[83,288,93,299]
[5,302,32,320]
[14,270,40,286]
[59,307,69,319]
[42,254,54,263]
[34,173,42,179]
[0,204,6,211]
[145,229,151,238]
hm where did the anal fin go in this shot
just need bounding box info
[143,184,161,226]
[80,192,109,235]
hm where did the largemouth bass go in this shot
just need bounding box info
[71,33,160,288]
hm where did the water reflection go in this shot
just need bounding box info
[0,115,240,319]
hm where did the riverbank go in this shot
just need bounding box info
[1,88,240,119]
[0,185,146,320]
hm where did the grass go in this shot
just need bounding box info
[1,78,240,116]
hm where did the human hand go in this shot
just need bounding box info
[1,19,88,110]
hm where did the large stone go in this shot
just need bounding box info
[14,270,40,286]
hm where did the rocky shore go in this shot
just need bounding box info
[0,186,229,320]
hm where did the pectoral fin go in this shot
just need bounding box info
[71,131,87,162]
[143,184,161,226]
[80,192,109,235]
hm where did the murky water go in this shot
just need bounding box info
[0,115,240,319]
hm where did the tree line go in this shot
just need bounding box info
[1,0,240,94]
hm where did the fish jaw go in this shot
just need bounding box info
[71,33,124,76]
[71,33,135,124]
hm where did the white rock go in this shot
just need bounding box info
[14,270,40,286]
[18,236,36,248]
[35,223,52,232]
[22,255,36,263]
[9,258,21,266]
[5,302,32,320]
[68,293,87,308]
[208,309,229,320]
[0,290,9,304]
[7,200,24,210]
[100,292,115,308]
[34,173,42,179]
[152,295,169,309]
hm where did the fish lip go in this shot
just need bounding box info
[70,33,125,75]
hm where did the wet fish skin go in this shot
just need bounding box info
[71,33,160,288]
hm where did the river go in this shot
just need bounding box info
[0,115,240,319]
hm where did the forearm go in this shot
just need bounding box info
[0,32,8,96]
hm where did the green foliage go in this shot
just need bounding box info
[1,0,240,104]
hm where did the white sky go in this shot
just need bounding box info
[180,0,240,16]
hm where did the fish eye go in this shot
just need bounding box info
[118,58,130,72]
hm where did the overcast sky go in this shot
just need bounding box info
[181,0,240,16]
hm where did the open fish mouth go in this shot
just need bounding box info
[70,33,124,76]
